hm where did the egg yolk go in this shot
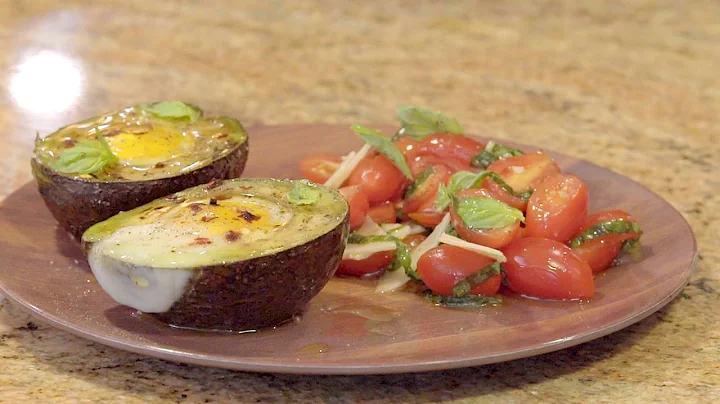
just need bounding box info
[196,202,274,235]
[106,127,194,165]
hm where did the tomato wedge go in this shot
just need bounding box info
[338,185,370,231]
[525,174,589,243]
[449,188,521,249]
[299,153,342,184]
[415,133,485,166]
[348,155,407,204]
[404,165,452,214]
[483,152,561,211]
[337,251,394,277]
[368,202,397,224]
[417,245,501,296]
[572,233,640,272]
[503,237,594,300]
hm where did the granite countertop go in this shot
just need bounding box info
[0,1,718,402]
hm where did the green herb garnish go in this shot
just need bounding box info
[351,125,413,180]
[286,180,321,205]
[471,141,524,168]
[568,219,642,248]
[395,105,464,140]
[405,166,435,200]
[435,171,533,211]
[50,132,118,174]
[453,196,524,229]
[346,234,411,273]
[140,101,202,122]
[424,291,502,308]
[452,262,503,297]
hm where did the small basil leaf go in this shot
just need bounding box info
[569,220,642,248]
[140,101,202,122]
[434,170,533,212]
[471,141,524,168]
[453,196,524,229]
[50,133,117,174]
[286,180,321,205]
[351,125,413,180]
[424,291,502,308]
[396,106,464,140]
[452,262,503,297]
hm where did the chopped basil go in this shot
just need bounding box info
[424,291,503,308]
[140,101,202,122]
[395,105,464,140]
[50,132,118,174]
[452,262,503,297]
[568,219,642,248]
[351,125,413,180]
[471,141,524,168]
[347,234,411,273]
[286,180,321,205]
[453,196,524,229]
[435,170,533,211]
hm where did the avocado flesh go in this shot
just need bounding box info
[34,105,247,182]
[83,179,349,321]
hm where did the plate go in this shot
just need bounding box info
[0,124,697,375]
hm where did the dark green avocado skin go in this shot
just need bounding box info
[153,214,349,332]
[31,141,248,239]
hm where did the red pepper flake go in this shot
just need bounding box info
[201,215,217,222]
[62,139,77,148]
[188,203,204,213]
[238,186,252,190]
[190,237,212,246]
[209,198,218,206]
[239,210,260,222]
[216,133,228,139]
[215,195,231,200]
[224,230,241,242]
[205,179,223,190]
[154,162,165,168]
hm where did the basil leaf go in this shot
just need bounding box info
[405,167,434,200]
[452,262,503,297]
[453,196,524,229]
[569,219,642,248]
[50,133,117,174]
[434,170,533,211]
[351,125,413,179]
[396,106,464,140]
[471,141,524,169]
[349,234,411,273]
[286,180,321,205]
[140,101,202,122]
[424,291,502,308]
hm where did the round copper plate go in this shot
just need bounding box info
[0,124,697,374]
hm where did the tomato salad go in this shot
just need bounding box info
[300,106,642,307]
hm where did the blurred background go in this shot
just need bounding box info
[1,1,718,402]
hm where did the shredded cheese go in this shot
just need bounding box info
[343,241,397,261]
[324,143,372,189]
[438,233,506,262]
[381,223,427,238]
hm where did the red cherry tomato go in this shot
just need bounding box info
[337,251,395,277]
[299,153,342,184]
[483,152,561,211]
[404,165,452,214]
[348,155,407,205]
[503,237,594,300]
[408,211,446,228]
[402,234,427,250]
[450,188,522,249]
[338,185,369,231]
[408,154,471,178]
[367,202,397,224]
[571,210,640,272]
[526,174,589,243]
[417,245,502,296]
[395,136,421,162]
[416,133,485,166]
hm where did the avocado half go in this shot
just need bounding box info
[82,178,349,331]
[32,102,249,239]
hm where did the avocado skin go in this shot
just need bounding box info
[31,140,249,239]
[153,214,349,332]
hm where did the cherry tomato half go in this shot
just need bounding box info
[404,165,452,214]
[299,153,342,184]
[348,155,407,205]
[368,202,397,224]
[417,245,502,296]
[503,237,594,300]
[337,251,395,277]
[402,234,427,250]
[571,210,640,272]
[483,152,561,211]
[525,174,589,243]
[416,133,485,167]
[450,188,522,249]
[338,185,370,231]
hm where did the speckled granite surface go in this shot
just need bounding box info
[0,0,718,402]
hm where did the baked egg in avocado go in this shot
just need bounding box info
[31,101,249,238]
[82,178,349,331]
